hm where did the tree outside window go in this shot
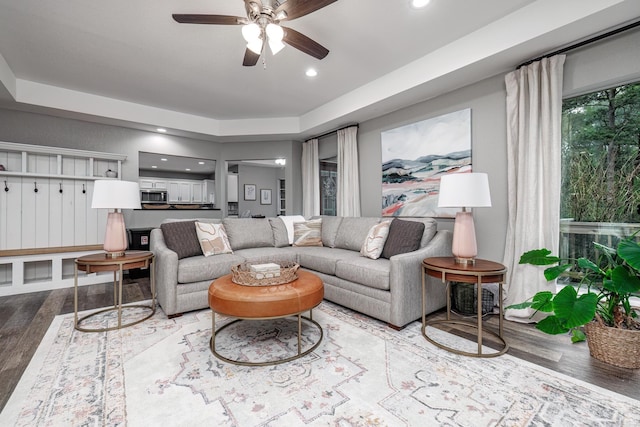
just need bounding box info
[560,81,640,263]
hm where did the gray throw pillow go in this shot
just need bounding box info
[269,217,290,248]
[160,220,202,259]
[381,219,425,259]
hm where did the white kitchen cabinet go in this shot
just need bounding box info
[139,178,167,189]
[203,179,215,205]
[191,182,203,203]
[168,181,192,203]
[227,174,238,203]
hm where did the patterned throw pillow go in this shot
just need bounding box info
[293,219,323,247]
[381,219,425,259]
[195,222,233,256]
[160,220,202,259]
[360,220,391,259]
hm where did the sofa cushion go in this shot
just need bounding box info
[360,220,391,259]
[381,219,425,259]
[334,217,380,251]
[195,222,233,256]
[293,219,323,247]
[335,257,391,291]
[320,216,343,248]
[269,217,290,248]
[177,253,244,283]
[223,218,274,250]
[277,215,306,244]
[233,247,298,264]
[160,220,202,259]
[293,246,360,276]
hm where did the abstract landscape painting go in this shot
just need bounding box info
[381,108,471,217]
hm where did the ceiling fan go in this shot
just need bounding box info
[173,0,337,66]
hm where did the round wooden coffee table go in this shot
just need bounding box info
[208,270,324,366]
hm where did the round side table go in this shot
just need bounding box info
[74,251,155,332]
[422,257,509,357]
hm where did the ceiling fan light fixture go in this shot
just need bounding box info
[242,23,261,43]
[247,39,263,55]
[268,38,285,55]
[266,23,284,42]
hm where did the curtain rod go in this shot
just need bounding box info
[517,19,640,69]
[307,124,359,142]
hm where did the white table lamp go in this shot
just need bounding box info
[437,173,492,264]
[91,180,141,258]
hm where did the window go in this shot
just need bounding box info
[320,160,337,216]
[560,81,640,263]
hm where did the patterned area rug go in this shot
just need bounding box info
[1,301,639,426]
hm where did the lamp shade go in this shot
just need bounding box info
[437,173,491,208]
[91,180,141,209]
[242,23,261,43]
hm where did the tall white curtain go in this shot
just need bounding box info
[301,138,320,218]
[503,55,565,322]
[337,126,361,217]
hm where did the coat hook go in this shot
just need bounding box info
[34,182,38,193]
[3,180,8,192]
[59,182,63,194]
[82,184,86,194]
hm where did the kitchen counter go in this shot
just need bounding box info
[127,207,223,229]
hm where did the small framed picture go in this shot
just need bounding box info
[244,184,256,201]
[260,189,272,205]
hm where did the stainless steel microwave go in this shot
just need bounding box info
[140,189,167,203]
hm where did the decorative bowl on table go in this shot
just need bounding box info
[231,261,299,287]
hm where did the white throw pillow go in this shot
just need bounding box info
[278,215,306,244]
[195,222,233,256]
[293,219,323,247]
[360,220,391,259]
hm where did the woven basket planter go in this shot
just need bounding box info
[584,321,640,369]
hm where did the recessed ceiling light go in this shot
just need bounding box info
[156,128,167,133]
[185,168,191,171]
[198,161,205,165]
[161,158,168,161]
[151,165,158,169]
[305,68,318,77]
[411,0,430,8]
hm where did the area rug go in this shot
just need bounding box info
[1,301,639,426]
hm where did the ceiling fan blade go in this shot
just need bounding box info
[172,14,247,25]
[276,0,338,21]
[243,48,260,66]
[282,27,329,60]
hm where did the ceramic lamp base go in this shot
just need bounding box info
[103,211,127,257]
[452,211,478,264]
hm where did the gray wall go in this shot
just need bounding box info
[356,27,640,263]
[358,75,508,262]
[237,164,279,217]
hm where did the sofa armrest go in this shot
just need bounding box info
[388,230,453,327]
[150,228,180,316]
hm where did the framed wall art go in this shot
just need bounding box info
[244,184,256,201]
[381,108,472,218]
[260,189,272,205]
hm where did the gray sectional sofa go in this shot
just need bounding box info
[150,216,452,328]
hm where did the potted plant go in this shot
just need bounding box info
[508,235,640,369]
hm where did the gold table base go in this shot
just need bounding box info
[422,257,509,358]
[74,251,155,333]
[210,308,323,366]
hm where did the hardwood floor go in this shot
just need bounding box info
[0,278,637,414]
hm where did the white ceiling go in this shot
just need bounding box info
[0,0,638,142]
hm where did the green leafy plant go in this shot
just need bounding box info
[508,236,640,343]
